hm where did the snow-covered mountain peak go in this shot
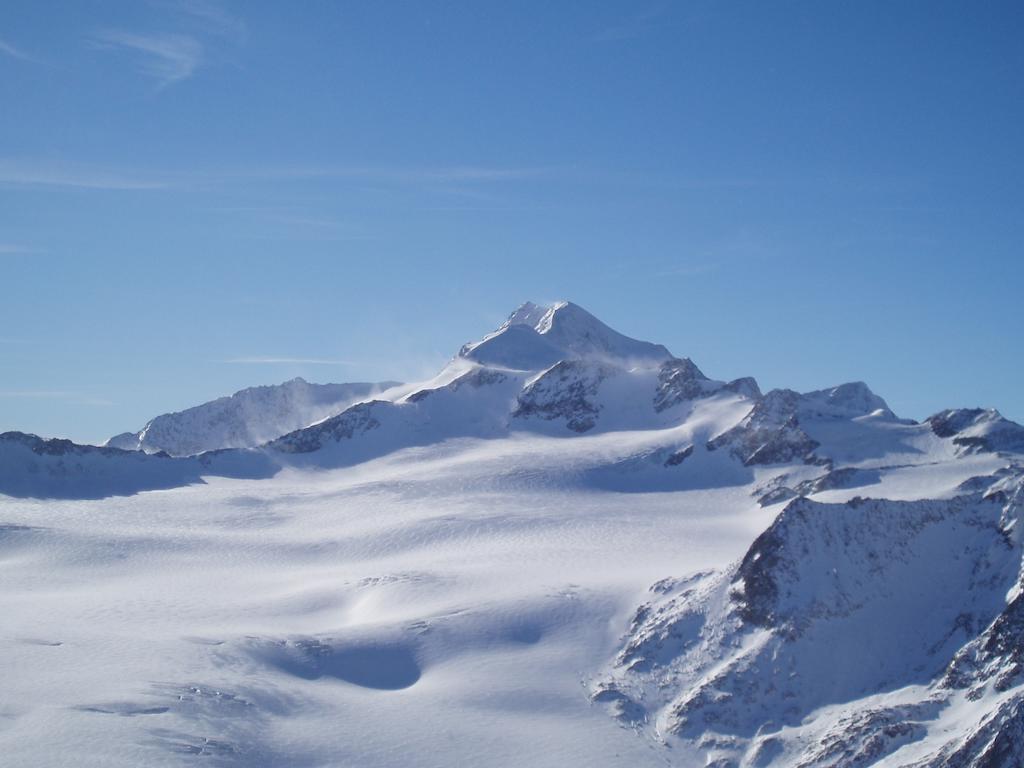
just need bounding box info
[106,378,400,456]
[502,300,582,335]
[799,380,893,419]
[459,300,673,370]
[928,407,1024,455]
[503,300,550,329]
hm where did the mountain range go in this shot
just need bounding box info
[1,300,1022,767]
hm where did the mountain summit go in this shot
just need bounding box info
[459,300,672,370]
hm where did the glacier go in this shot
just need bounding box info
[1,300,1022,767]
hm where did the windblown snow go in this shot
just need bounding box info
[106,378,400,456]
[1,300,1022,767]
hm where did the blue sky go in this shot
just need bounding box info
[1,0,1022,443]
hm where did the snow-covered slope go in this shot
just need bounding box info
[2,299,1023,767]
[107,377,399,456]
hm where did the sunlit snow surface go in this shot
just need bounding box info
[0,425,1012,767]
[1,428,773,767]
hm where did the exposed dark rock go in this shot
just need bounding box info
[707,389,821,466]
[929,409,992,439]
[664,445,694,467]
[793,702,937,768]
[406,368,508,403]
[723,377,762,400]
[732,519,786,627]
[1,431,139,458]
[944,581,1024,693]
[591,683,647,723]
[654,358,709,412]
[513,360,618,433]
[927,409,1024,455]
[757,486,797,507]
[792,467,882,497]
[915,694,1024,768]
[270,402,384,454]
[596,485,1024,755]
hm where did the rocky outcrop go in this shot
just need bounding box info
[706,382,893,467]
[512,360,619,433]
[654,358,710,412]
[269,401,386,454]
[927,408,1024,455]
[405,367,508,403]
[708,389,821,465]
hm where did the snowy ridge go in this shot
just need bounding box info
[927,408,1024,456]
[106,377,399,456]
[0,431,274,498]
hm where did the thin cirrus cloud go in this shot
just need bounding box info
[0,157,546,191]
[224,357,358,366]
[0,390,114,406]
[164,0,247,42]
[90,30,203,86]
[0,157,168,190]
[0,243,41,254]
[0,38,35,62]
[89,1,245,86]
[215,165,551,185]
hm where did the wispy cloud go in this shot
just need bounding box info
[418,167,543,182]
[0,157,168,190]
[91,30,203,86]
[90,1,244,86]
[0,390,114,406]
[0,243,41,255]
[0,38,36,62]
[226,165,550,185]
[164,0,247,42]
[212,206,378,242]
[0,157,546,192]
[224,356,358,366]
